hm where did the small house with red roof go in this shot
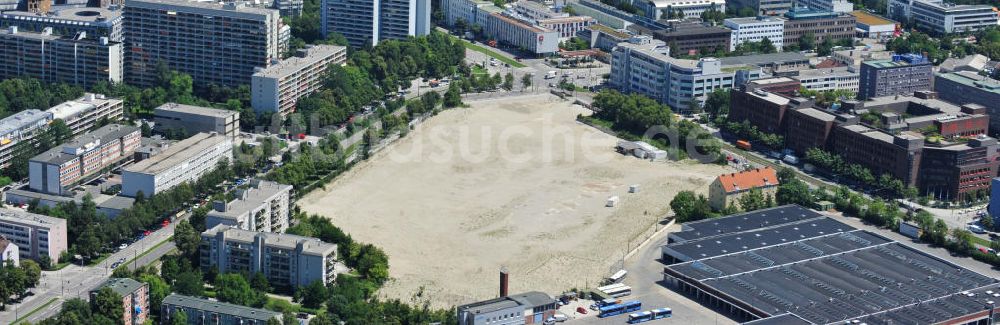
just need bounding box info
[708,167,780,210]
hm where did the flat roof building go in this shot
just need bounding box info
[651,19,732,55]
[457,291,557,325]
[124,0,283,87]
[849,10,896,39]
[161,294,280,325]
[201,225,338,289]
[122,132,233,197]
[29,124,141,195]
[636,0,726,21]
[662,205,1000,324]
[782,8,856,48]
[206,180,292,233]
[935,71,1000,136]
[727,0,792,16]
[795,0,853,12]
[90,278,150,325]
[567,0,635,29]
[47,93,125,137]
[0,207,68,264]
[0,26,122,88]
[320,0,431,47]
[152,103,239,139]
[724,16,785,52]
[858,53,933,99]
[790,66,859,93]
[888,0,998,34]
[251,45,347,115]
[0,109,51,169]
[0,7,124,42]
[484,12,559,55]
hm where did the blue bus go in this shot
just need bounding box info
[651,308,672,319]
[627,311,653,323]
[598,300,641,318]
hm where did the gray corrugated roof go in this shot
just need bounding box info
[162,294,280,321]
[669,205,822,243]
[94,278,145,297]
[719,52,809,66]
[30,124,140,164]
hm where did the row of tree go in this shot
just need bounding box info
[0,260,41,310]
[803,148,915,198]
[720,120,785,149]
[30,161,235,265]
[0,78,84,119]
[34,288,125,325]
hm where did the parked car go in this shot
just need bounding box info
[969,224,986,234]
[576,306,588,314]
[119,243,128,250]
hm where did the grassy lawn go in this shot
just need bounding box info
[471,65,488,75]
[461,40,527,68]
[13,297,58,325]
[86,252,113,267]
[970,235,991,248]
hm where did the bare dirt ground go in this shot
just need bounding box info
[298,94,731,308]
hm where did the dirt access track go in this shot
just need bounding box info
[298,94,730,308]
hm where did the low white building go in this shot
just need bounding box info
[636,0,726,21]
[252,44,347,116]
[485,13,559,54]
[537,16,596,40]
[121,132,233,198]
[46,93,125,137]
[724,16,785,52]
[888,0,998,34]
[795,0,853,13]
[790,67,859,93]
[205,180,293,233]
[0,236,18,267]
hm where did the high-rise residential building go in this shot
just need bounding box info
[47,93,125,137]
[251,45,347,115]
[124,0,283,87]
[484,13,559,55]
[794,0,853,12]
[90,278,150,325]
[273,0,303,16]
[635,0,726,20]
[610,37,767,112]
[161,294,281,325]
[724,16,785,51]
[888,0,997,34]
[935,71,1000,135]
[0,7,124,42]
[727,0,793,16]
[200,225,338,289]
[121,132,233,197]
[205,180,293,233]
[0,26,122,88]
[782,8,855,47]
[152,103,240,139]
[320,0,431,47]
[858,54,933,100]
[29,124,141,195]
[0,109,51,169]
[0,207,68,264]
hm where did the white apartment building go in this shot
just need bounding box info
[791,67,860,93]
[0,208,68,264]
[152,103,240,139]
[121,132,233,198]
[0,236,18,267]
[485,13,559,54]
[888,0,998,34]
[47,93,125,137]
[201,225,339,289]
[124,0,284,87]
[636,0,726,20]
[205,180,293,233]
[29,124,141,195]
[611,37,765,112]
[724,16,785,51]
[0,109,51,169]
[537,16,596,40]
[252,45,347,115]
[320,0,431,47]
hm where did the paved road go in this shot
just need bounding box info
[0,212,184,324]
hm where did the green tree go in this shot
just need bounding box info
[670,191,715,222]
[215,273,265,307]
[21,260,41,288]
[443,83,463,108]
[759,37,777,53]
[173,220,201,259]
[173,271,204,297]
[171,309,188,325]
[817,38,835,56]
[503,73,514,91]
[300,280,329,309]
[140,274,170,317]
[521,73,532,91]
[799,33,816,51]
[93,287,124,325]
[738,188,773,212]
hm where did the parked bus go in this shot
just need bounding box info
[608,269,628,283]
[603,286,632,298]
[597,283,626,292]
[598,301,641,318]
[651,308,672,319]
[627,311,653,323]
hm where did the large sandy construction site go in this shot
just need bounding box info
[298,94,731,308]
